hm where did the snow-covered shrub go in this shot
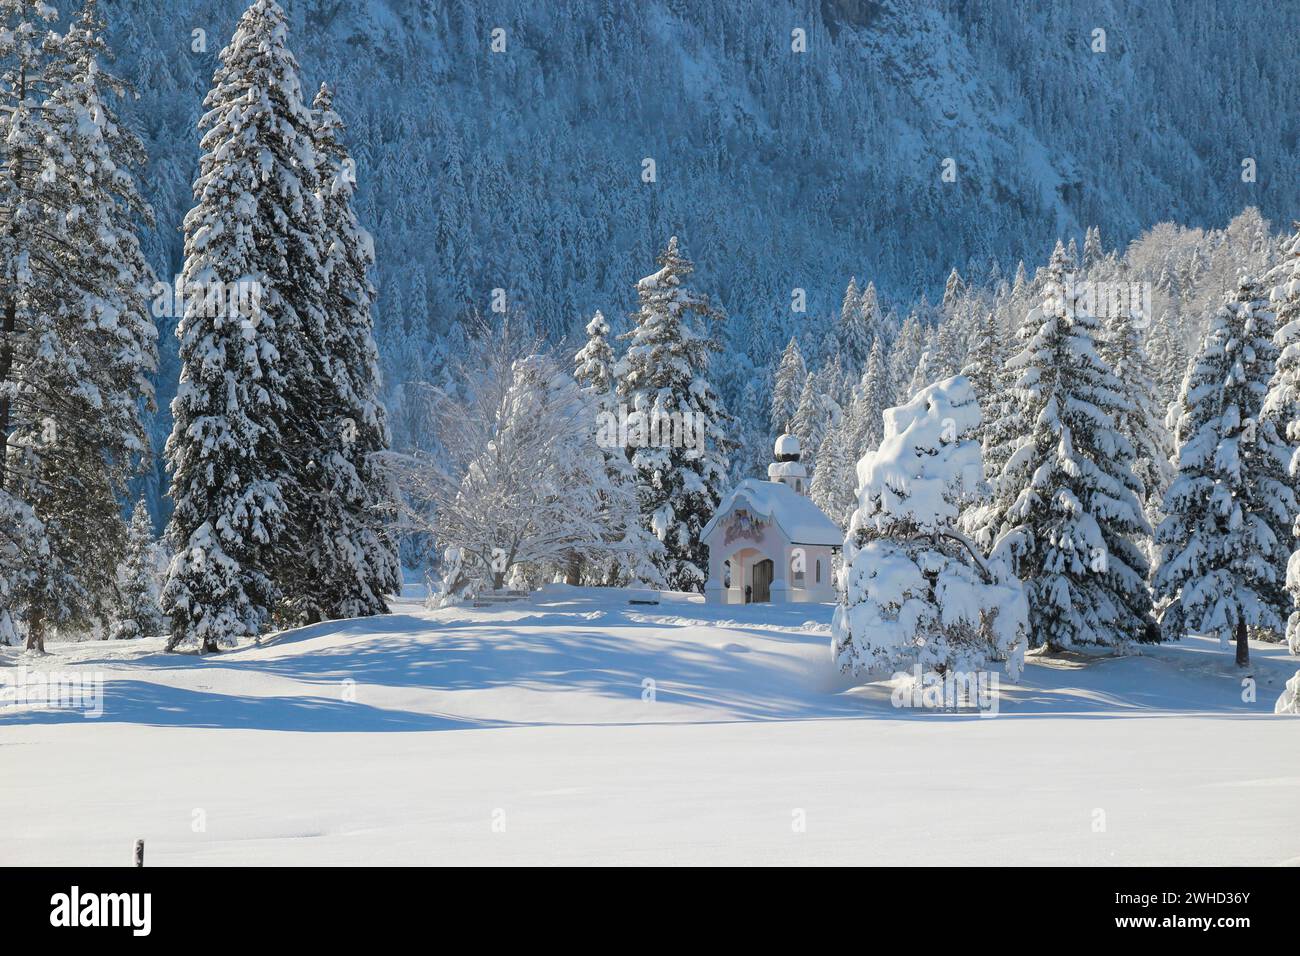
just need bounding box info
[429,547,470,609]
[1275,671,1300,715]
[833,376,1028,680]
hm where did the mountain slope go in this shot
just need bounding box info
[90,0,1300,506]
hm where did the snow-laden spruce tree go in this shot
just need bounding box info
[991,241,1154,651]
[574,311,664,587]
[905,329,940,401]
[965,301,1038,551]
[1011,260,1029,298]
[1147,310,1192,408]
[769,335,806,435]
[789,374,829,471]
[1083,225,1104,271]
[858,280,889,350]
[111,500,165,640]
[1262,227,1300,653]
[301,81,399,621]
[163,0,322,651]
[575,310,617,396]
[959,306,1005,436]
[839,337,891,490]
[888,312,926,404]
[810,421,855,529]
[1,0,157,650]
[0,497,42,645]
[615,237,731,591]
[1101,303,1174,545]
[0,0,57,497]
[833,376,1028,679]
[928,315,967,381]
[1155,278,1296,665]
[0,1,94,651]
[839,276,872,373]
[941,267,966,313]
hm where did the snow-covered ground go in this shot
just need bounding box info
[2,585,1297,865]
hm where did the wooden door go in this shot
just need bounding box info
[752,559,773,603]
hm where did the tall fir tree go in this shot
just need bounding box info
[575,310,665,587]
[960,307,1004,433]
[858,280,888,349]
[616,236,731,591]
[574,310,616,396]
[0,2,59,648]
[889,312,926,405]
[163,0,322,651]
[810,418,856,529]
[1011,260,1029,298]
[1083,225,1104,271]
[1156,278,1296,664]
[2,0,157,649]
[991,241,1154,650]
[788,374,827,472]
[929,313,967,380]
[846,336,892,463]
[906,327,941,400]
[1101,303,1174,547]
[963,301,1037,551]
[1147,308,1191,407]
[302,81,399,621]
[941,267,966,313]
[769,335,806,435]
[1263,226,1300,652]
[111,498,164,640]
[838,275,872,373]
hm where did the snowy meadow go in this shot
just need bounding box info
[4,586,1297,866]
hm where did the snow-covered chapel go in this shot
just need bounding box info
[702,434,842,604]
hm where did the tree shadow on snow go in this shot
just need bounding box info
[1,678,500,731]
[12,593,1288,731]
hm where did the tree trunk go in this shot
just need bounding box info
[564,552,581,586]
[201,636,221,655]
[1235,617,1249,668]
[1,68,26,494]
[0,295,13,492]
[24,603,44,654]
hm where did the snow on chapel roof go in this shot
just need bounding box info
[702,478,843,548]
[774,433,800,457]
